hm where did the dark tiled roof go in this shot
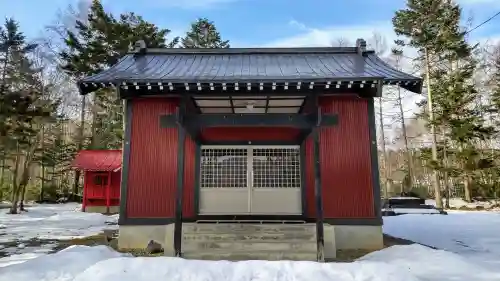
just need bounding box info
[72,150,122,172]
[80,47,422,93]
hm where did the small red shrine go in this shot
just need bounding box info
[72,150,122,214]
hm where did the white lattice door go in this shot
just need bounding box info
[199,145,302,215]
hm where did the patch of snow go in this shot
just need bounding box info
[383,207,441,214]
[0,252,45,268]
[0,245,128,280]
[426,198,500,209]
[384,212,500,270]
[359,244,500,281]
[1,244,499,281]
[388,196,422,200]
[0,203,118,244]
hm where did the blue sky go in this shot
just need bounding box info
[1,0,499,48]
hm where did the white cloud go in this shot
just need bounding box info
[141,0,241,9]
[265,20,419,71]
[457,0,498,4]
[266,21,398,48]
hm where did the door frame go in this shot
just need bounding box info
[197,144,304,215]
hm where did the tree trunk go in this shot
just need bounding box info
[424,47,443,208]
[9,152,22,215]
[0,157,4,201]
[72,95,86,201]
[18,170,30,211]
[19,186,26,211]
[442,134,450,209]
[378,97,391,201]
[464,174,472,202]
[397,85,414,190]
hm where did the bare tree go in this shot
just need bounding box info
[331,37,352,47]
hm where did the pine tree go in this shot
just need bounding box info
[181,18,230,48]
[59,0,178,196]
[392,0,466,208]
[0,18,58,213]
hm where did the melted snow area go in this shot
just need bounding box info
[0,203,118,265]
[0,204,499,281]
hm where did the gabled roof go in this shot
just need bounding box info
[72,150,122,172]
[79,39,422,95]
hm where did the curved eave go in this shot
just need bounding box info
[78,51,423,95]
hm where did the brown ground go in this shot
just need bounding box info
[329,234,415,262]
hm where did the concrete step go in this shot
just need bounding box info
[179,223,318,261]
[183,232,316,242]
[183,223,316,234]
[182,250,318,261]
[182,240,317,252]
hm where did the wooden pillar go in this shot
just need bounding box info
[174,101,186,257]
[314,101,325,262]
[82,171,87,212]
[106,171,111,214]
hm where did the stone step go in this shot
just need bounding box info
[182,250,318,261]
[183,232,316,242]
[182,240,317,252]
[183,223,316,234]
[177,223,318,261]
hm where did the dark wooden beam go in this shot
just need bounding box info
[366,97,382,220]
[118,96,133,225]
[313,100,325,262]
[172,113,338,129]
[174,100,186,257]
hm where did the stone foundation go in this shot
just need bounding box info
[118,224,175,255]
[117,223,383,260]
[84,206,120,214]
[324,224,383,250]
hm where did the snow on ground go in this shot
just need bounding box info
[0,244,499,281]
[0,203,118,265]
[0,203,118,243]
[384,211,500,271]
[426,197,500,210]
[383,207,442,214]
[1,203,500,280]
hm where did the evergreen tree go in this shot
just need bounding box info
[59,0,178,195]
[392,0,465,208]
[0,18,58,213]
[59,0,178,148]
[60,0,178,78]
[181,18,230,48]
[394,0,495,203]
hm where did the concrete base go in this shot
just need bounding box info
[118,224,175,254]
[325,224,383,250]
[181,223,317,261]
[117,223,383,260]
[84,206,120,214]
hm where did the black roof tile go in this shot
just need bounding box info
[80,47,422,94]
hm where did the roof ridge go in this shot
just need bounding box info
[128,47,376,55]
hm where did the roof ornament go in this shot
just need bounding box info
[133,40,147,55]
[356,38,367,56]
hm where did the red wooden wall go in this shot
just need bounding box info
[183,136,196,218]
[126,98,179,218]
[305,96,375,218]
[126,96,375,219]
[126,97,197,218]
[84,171,120,207]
